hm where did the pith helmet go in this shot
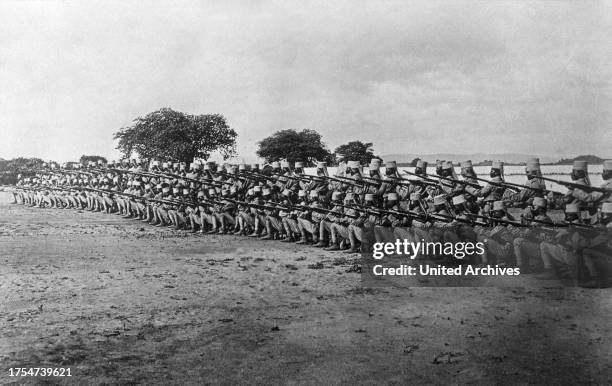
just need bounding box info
[493,201,505,211]
[452,195,466,205]
[433,194,447,206]
[532,197,547,208]
[526,159,540,172]
[572,160,588,171]
[565,203,580,213]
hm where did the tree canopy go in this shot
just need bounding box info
[334,141,376,164]
[79,155,107,165]
[0,157,44,172]
[113,108,237,163]
[256,129,333,165]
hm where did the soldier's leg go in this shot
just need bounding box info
[324,224,341,250]
[314,220,330,247]
[346,225,361,253]
[513,238,542,272]
[537,242,576,280]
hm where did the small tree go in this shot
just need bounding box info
[334,141,376,164]
[256,129,333,165]
[113,108,237,163]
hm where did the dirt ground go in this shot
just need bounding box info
[1,190,611,385]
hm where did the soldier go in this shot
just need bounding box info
[512,197,554,273]
[507,158,546,207]
[346,193,381,253]
[325,192,359,251]
[570,160,612,206]
[314,191,344,248]
[296,190,324,244]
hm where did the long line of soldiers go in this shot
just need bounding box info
[11,157,612,287]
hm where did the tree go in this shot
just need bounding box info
[256,129,333,165]
[334,141,376,164]
[80,155,107,165]
[113,108,237,163]
[0,157,44,172]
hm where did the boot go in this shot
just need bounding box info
[324,244,340,251]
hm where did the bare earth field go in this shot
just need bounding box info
[0,191,611,385]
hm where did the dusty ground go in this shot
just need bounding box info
[0,191,611,385]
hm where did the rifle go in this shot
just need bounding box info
[469,213,526,227]
[539,176,612,194]
[84,187,190,207]
[387,174,439,188]
[473,175,550,194]
[332,174,381,187]
[224,197,280,212]
[402,170,481,189]
[163,171,228,188]
[523,216,594,229]
[283,202,362,219]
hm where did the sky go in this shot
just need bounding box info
[1,0,611,163]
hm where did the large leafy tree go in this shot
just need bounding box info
[113,108,237,163]
[256,129,333,165]
[334,141,376,164]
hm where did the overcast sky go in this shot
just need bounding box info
[1,0,611,162]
